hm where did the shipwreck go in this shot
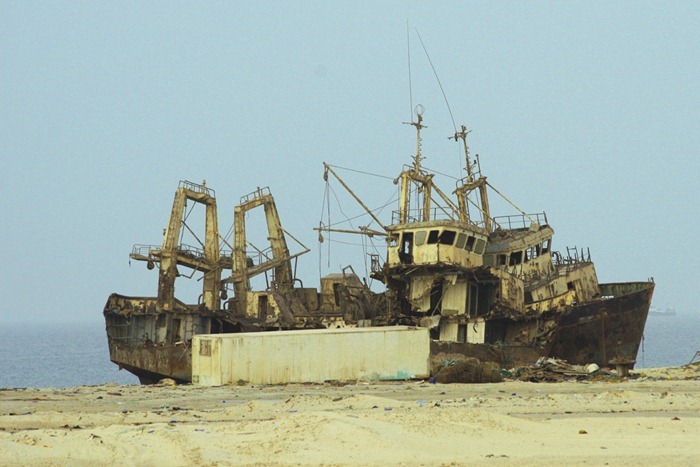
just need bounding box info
[104,109,653,383]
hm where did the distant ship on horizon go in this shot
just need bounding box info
[649,306,676,317]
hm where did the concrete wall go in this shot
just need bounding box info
[192,326,430,386]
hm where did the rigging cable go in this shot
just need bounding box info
[325,238,372,247]
[318,179,332,273]
[326,164,395,180]
[407,20,414,122]
[416,29,457,134]
[329,184,357,232]
[421,165,460,181]
[365,190,399,229]
[326,195,397,229]
[362,228,369,281]
[179,199,196,246]
[326,181,331,268]
[220,223,233,249]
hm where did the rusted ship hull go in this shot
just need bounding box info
[432,281,654,369]
[547,281,654,367]
[104,293,240,384]
[108,280,652,383]
[107,342,191,384]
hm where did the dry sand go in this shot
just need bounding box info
[1,365,699,466]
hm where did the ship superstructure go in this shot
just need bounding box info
[320,109,653,367]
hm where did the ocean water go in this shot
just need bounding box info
[636,313,699,369]
[0,314,697,389]
[0,320,138,389]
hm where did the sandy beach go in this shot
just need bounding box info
[1,365,698,466]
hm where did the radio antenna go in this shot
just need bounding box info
[415,29,457,133]
[406,21,414,122]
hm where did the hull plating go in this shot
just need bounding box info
[548,281,654,366]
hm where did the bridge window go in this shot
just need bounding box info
[509,251,523,265]
[399,232,414,264]
[401,232,414,253]
[542,239,550,253]
[427,230,440,244]
[415,230,427,246]
[474,239,486,255]
[497,254,508,266]
[389,235,398,247]
[455,233,467,249]
[439,230,456,245]
[465,236,476,251]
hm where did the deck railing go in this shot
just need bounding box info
[491,212,548,230]
[179,180,215,198]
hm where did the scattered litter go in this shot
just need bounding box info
[508,358,616,383]
[62,424,82,430]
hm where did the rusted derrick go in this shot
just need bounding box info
[105,181,380,383]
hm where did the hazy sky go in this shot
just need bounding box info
[2,2,699,324]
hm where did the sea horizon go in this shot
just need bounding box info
[1,313,697,389]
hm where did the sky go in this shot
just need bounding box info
[1,1,699,324]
